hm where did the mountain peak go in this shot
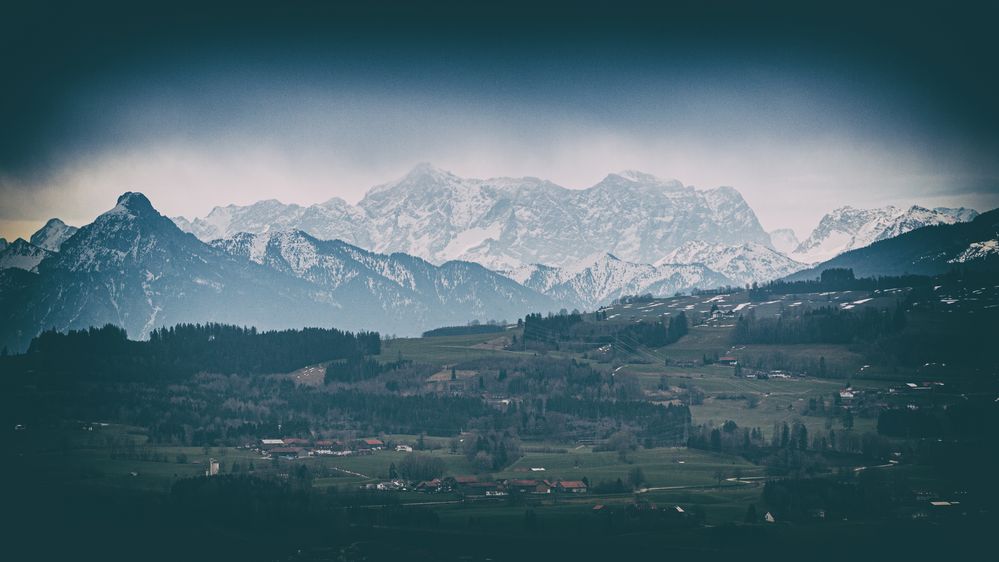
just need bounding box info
[115,192,156,213]
[365,163,455,198]
[404,162,450,181]
[615,170,659,183]
[30,218,78,252]
[596,171,684,192]
[792,204,980,264]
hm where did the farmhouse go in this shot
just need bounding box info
[415,478,445,493]
[356,438,384,451]
[270,447,302,459]
[717,356,738,366]
[260,438,285,449]
[556,480,588,494]
[506,479,546,494]
[464,482,507,497]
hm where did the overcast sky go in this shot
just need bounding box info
[2,1,997,241]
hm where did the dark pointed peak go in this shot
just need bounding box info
[116,192,155,213]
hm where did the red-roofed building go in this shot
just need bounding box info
[557,480,588,493]
[507,479,540,494]
[356,438,384,450]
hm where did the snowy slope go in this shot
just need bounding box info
[29,218,78,251]
[785,208,999,280]
[0,238,52,272]
[210,229,556,326]
[657,241,807,286]
[768,229,799,255]
[502,253,730,310]
[173,197,373,249]
[948,239,999,263]
[175,164,772,270]
[791,205,978,264]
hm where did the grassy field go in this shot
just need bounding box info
[377,331,531,365]
[494,446,762,488]
[607,318,875,437]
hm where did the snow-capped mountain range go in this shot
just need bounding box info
[174,164,772,271]
[786,208,999,280]
[502,253,730,311]
[171,165,979,281]
[1,166,988,351]
[789,205,978,264]
[656,241,805,286]
[209,229,555,328]
[0,192,555,351]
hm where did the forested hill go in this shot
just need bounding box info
[3,323,380,381]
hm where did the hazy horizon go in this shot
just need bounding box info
[0,162,991,243]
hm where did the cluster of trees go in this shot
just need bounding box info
[616,312,688,348]
[686,420,767,452]
[523,310,687,353]
[613,294,656,304]
[763,471,898,522]
[522,311,584,343]
[421,324,505,337]
[732,304,906,345]
[865,303,999,370]
[461,430,523,471]
[545,397,690,444]
[748,268,934,299]
[395,453,446,481]
[11,323,380,381]
[324,357,411,384]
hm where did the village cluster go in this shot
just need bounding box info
[364,475,589,497]
[252,436,395,459]
[247,437,591,497]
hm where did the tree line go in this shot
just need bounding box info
[732,304,905,345]
[5,322,380,381]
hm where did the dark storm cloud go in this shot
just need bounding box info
[2,0,996,174]
[1,1,997,238]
